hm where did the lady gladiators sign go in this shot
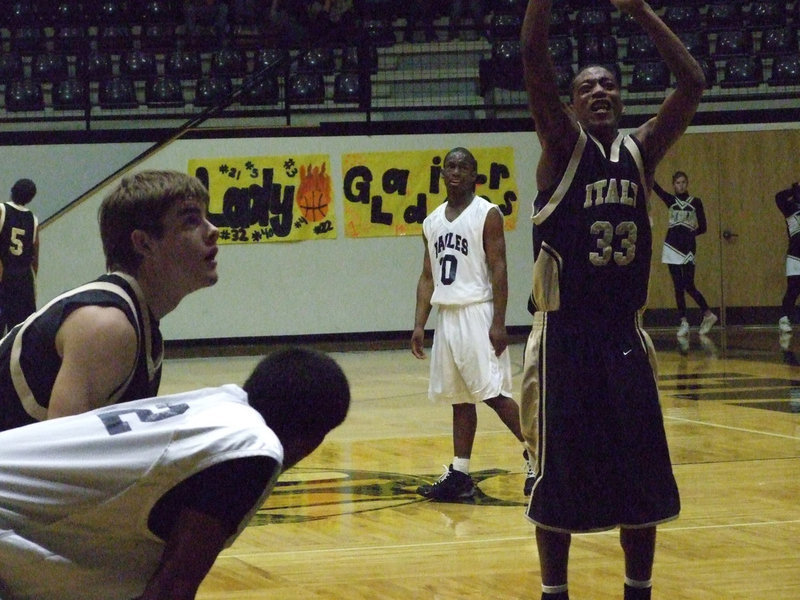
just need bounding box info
[188,147,519,244]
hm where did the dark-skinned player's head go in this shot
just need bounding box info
[11,179,36,206]
[243,347,351,470]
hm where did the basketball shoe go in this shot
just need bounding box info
[676,318,690,337]
[699,312,718,335]
[779,316,793,333]
[417,465,476,501]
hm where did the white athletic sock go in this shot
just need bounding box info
[452,457,470,474]
[542,583,568,594]
[624,577,652,588]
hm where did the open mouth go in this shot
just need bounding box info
[591,100,612,113]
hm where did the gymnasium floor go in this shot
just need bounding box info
[159,326,800,600]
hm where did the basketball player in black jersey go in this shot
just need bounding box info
[520,1,705,599]
[0,170,219,432]
[0,178,39,334]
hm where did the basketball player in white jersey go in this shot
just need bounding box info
[0,346,350,600]
[411,147,535,501]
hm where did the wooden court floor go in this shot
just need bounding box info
[159,327,800,600]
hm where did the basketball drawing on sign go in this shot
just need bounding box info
[297,163,332,222]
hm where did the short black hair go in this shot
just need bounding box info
[243,347,350,443]
[444,147,478,171]
[11,179,36,205]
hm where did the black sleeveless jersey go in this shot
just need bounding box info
[0,202,38,275]
[530,128,651,318]
[0,272,163,431]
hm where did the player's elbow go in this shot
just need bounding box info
[683,66,707,100]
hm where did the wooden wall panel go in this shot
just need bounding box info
[647,128,800,312]
[649,132,723,311]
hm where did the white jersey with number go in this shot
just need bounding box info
[0,385,283,600]
[424,195,497,307]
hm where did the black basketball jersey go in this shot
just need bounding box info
[0,202,38,275]
[531,128,651,318]
[0,272,163,431]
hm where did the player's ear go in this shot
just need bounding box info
[130,229,152,257]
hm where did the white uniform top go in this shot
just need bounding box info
[0,385,283,600]
[423,195,496,307]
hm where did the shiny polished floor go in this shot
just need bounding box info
[159,326,800,600]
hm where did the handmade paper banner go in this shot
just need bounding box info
[341,147,519,238]
[189,155,336,244]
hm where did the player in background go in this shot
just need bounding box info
[0,178,39,334]
[412,146,536,501]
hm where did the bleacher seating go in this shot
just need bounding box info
[714,30,754,58]
[240,73,280,106]
[705,2,743,32]
[165,48,203,80]
[625,33,659,63]
[0,53,24,85]
[99,76,138,108]
[5,79,44,111]
[286,73,326,105]
[769,52,800,84]
[478,40,524,95]
[120,50,158,82]
[721,56,763,87]
[548,36,574,65]
[333,72,362,103]
[678,31,710,59]
[53,78,89,110]
[194,75,233,107]
[578,34,618,67]
[77,50,114,82]
[697,57,718,86]
[0,0,796,122]
[53,26,90,54]
[663,5,703,33]
[31,52,69,83]
[758,25,799,56]
[629,60,670,91]
[748,0,787,28]
[146,75,185,108]
[553,62,575,94]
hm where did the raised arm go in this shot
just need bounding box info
[621,0,705,170]
[652,181,674,208]
[520,0,580,190]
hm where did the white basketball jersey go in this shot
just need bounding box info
[423,195,497,307]
[0,385,283,600]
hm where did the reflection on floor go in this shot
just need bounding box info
[157,325,800,600]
